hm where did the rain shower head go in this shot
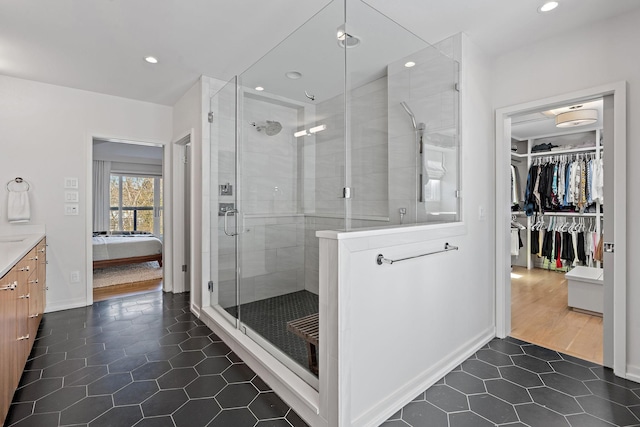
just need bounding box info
[252,120,283,136]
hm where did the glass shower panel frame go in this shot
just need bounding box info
[210,76,239,327]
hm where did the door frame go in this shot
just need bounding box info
[494,81,627,376]
[171,130,194,294]
[86,136,171,306]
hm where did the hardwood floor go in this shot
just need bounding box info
[93,279,163,302]
[510,266,603,364]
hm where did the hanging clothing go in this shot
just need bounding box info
[530,229,539,255]
[511,229,520,256]
[511,165,522,209]
[524,155,601,216]
[577,232,587,265]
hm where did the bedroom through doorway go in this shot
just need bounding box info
[92,139,165,301]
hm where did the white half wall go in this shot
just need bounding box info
[0,74,172,312]
[315,33,497,426]
[490,7,640,379]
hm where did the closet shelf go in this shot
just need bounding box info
[530,146,600,157]
[510,152,527,158]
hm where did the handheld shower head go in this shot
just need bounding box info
[400,102,417,130]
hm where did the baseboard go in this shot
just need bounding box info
[353,326,496,427]
[44,298,88,313]
[190,302,201,318]
[626,364,640,383]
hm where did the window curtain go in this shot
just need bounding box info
[93,160,111,232]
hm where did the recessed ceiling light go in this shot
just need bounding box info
[285,71,303,80]
[538,1,559,13]
[255,86,264,91]
[144,56,158,64]
[404,61,416,68]
[338,33,360,48]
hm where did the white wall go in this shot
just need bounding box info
[172,78,203,309]
[0,74,172,312]
[491,7,640,379]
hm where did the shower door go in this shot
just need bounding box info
[210,77,321,388]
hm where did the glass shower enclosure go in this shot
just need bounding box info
[208,0,460,388]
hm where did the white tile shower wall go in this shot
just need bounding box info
[242,215,306,304]
[241,97,298,216]
[388,45,459,225]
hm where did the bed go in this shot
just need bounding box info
[92,234,163,269]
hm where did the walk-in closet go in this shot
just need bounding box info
[509,98,605,364]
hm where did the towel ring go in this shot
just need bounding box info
[6,177,30,192]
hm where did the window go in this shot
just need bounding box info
[110,174,163,236]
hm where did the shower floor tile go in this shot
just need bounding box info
[227,290,319,373]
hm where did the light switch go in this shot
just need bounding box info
[64,204,79,215]
[65,191,79,202]
[64,177,79,189]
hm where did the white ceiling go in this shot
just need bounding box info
[1,0,639,106]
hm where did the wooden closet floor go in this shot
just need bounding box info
[511,266,603,365]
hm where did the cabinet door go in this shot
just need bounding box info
[15,258,32,367]
[37,239,46,315]
[0,269,18,424]
[27,270,40,341]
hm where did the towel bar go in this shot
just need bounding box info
[376,242,458,265]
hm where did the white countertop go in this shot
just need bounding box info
[0,232,45,278]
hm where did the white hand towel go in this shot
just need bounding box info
[8,190,31,223]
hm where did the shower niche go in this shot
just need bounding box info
[207,0,460,423]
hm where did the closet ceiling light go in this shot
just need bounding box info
[404,61,416,68]
[538,1,559,13]
[555,109,598,128]
[144,56,158,64]
[255,86,264,91]
[294,130,308,138]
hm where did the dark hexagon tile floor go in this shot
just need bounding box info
[382,336,640,427]
[6,291,640,427]
[4,292,307,427]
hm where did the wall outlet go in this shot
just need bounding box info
[70,271,80,283]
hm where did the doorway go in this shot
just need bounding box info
[495,82,627,376]
[91,139,165,301]
[508,98,605,364]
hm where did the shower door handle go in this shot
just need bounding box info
[223,209,239,236]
